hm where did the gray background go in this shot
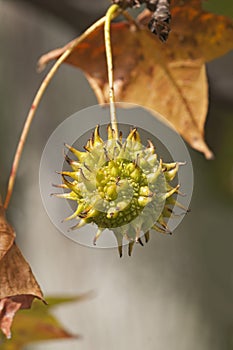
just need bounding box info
[0,1,233,349]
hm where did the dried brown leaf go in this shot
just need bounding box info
[38,1,233,158]
[0,204,44,338]
[0,205,15,261]
[171,0,201,10]
[0,296,84,350]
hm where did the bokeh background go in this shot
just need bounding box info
[0,1,233,349]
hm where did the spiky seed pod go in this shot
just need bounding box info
[56,125,182,256]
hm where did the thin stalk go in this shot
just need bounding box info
[104,4,120,139]
[122,10,140,29]
[4,16,107,210]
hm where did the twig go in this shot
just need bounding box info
[122,10,140,29]
[104,4,121,139]
[4,16,107,210]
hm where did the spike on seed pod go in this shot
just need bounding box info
[63,204,86,221]
[52,183,68,189]
[128,241,135,256]
[93,228,104,245]
[84,139,92,152]
[65,143,87,162]
[93,125,104,146]
[56,125,187,256]
[61,175,79,194]
[147,139,155,151]
[54,192,78,201]
[69,219,87,231]
[64,154,80,171]
[144,231,150,243]
[107,124,114,140]
[61,170,80,181]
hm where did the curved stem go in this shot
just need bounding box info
[4,16,107,210]
[104,4,120,139]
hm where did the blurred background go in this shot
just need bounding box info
[0,0,233,349]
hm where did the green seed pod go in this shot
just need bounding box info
[56,125,185,256]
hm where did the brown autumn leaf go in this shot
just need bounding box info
[0,295,88,350]
[0,204,44,339]
[172,0,201,8]
[38,0,233,158]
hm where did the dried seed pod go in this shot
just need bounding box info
[148,0,171,42]
[112,0,171,42]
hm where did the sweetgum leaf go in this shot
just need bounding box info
[38,0,233,158]
[203,0,233,18]
[0,204,44,339]
[0,295,85,350]
[172,0,201,9]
